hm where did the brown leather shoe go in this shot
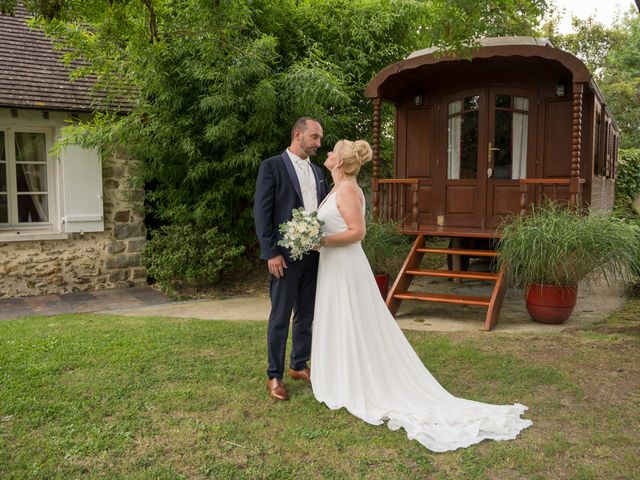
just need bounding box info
[288,367,311,384]
[266,378,288,401]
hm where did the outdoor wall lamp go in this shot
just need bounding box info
[555,81,567,97]
[413,92,424,106]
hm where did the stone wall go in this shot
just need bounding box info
[0,153,147,298]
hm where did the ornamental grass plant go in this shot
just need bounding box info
[361,216,412,277]
[497,202,640,290]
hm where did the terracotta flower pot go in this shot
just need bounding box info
[374,273,389,299]
[525,284,578,324]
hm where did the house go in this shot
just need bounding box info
[365,37,619,329]
[0,6,147,297]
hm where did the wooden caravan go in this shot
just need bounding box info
[366,37,619,330]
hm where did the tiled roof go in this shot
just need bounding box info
[0,6,128,112]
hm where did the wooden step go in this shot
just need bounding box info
[417,248,499,257]
[405,269,499,281]
[393,292,491,307]
[386,233,507,331]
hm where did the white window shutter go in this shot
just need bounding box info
[61,144,104,233]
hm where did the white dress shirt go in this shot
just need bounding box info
[287,148,318,211]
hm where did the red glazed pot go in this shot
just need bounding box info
[374,273,389,299]
[525,284,578,324]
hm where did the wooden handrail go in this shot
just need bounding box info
[519,178,586,185]
[373,178,419,229]
[519,177,585,214]
[377,179,421,184]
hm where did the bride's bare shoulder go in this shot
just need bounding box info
[335,182,364,208]
[336,182,360,198]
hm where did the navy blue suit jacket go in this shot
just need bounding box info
[254,151,328,262]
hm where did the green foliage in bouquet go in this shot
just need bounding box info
[361,217,412,277]
[142,222,245,294]
[497,202,640,290]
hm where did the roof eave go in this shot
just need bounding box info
[365,44,593,99]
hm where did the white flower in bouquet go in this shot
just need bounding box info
[278,208,325,261]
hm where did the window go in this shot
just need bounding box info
[447,96,479,179]
[603,120,610,177]
[593,109,602,176]
[0,111,104,239]
[0,128,54,230]
[612,134,618,178]
[605,123,613,178]
[493,95,529,180]
[0,131,6,223]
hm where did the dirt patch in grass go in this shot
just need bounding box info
[586,324,640,335]
[152,263,271,301]
[469,330,640,408]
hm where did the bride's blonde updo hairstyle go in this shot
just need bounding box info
[335,139,373,177]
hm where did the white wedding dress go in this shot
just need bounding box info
[310,190,532,452]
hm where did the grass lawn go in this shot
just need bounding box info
[1,300,639,479]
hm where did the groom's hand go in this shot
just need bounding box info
[267,255,287,278]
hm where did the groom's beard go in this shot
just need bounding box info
[300,141,318,158]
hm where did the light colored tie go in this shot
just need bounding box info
[295,158,317,211]
[297,158,311,185]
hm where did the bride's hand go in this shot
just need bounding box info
[313,237,325,251]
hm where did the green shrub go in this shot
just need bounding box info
[613,150,640,294]
[623,215,640,297]
[142,223,245,293]
[615,149,640,210]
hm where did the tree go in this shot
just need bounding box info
[601,11,640,148]
[547,16,617,76]
[543,8,640,149]
[0,0,67,19]
[3,0,550,257]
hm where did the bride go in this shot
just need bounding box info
[310,139,532,452]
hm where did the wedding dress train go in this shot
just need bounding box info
[310,191,532,452]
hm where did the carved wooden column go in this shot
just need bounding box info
[372,97,381,220]
[570,83,583,207]
[411,182,419,230]
[520,182,528,215]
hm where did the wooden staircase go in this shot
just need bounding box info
[386,234,507,331]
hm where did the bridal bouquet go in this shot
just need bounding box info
[278,208,324,261]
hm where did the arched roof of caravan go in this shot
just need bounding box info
[365,37,596,102]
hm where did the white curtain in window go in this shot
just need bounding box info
[19,164,47,221]
[447,101,462,180]
[15,134,48,221]
[511,97,528,180]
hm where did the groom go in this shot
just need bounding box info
[253,117,328,401]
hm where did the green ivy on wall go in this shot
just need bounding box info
[616,149,640,206]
